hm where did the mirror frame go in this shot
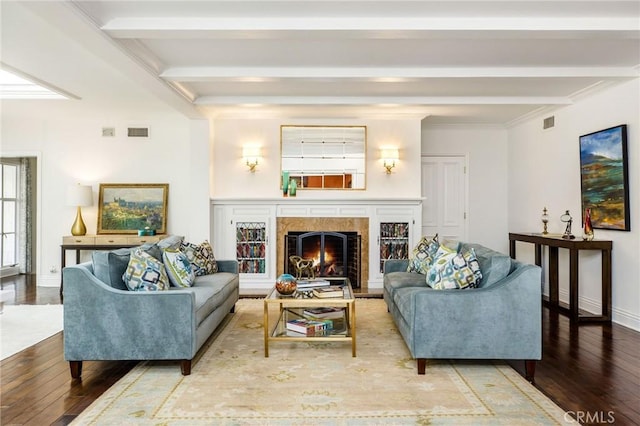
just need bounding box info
[280,125,367,190]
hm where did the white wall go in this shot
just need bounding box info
[1,101,210,287]
[508,79,640,330]
[211,118,422,199]
[420,124,509,252]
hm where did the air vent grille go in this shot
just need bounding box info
[543,116,555,129]
[127,127,149,138]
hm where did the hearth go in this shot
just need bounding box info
[285,231,361,288]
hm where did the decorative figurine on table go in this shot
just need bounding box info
[541,207,549,235]
[560,210,575,240]
[582,207,594,241]
[289,255,315,280]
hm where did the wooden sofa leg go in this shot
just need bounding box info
[417,358,426,375]
[70,361,83,379]
[525,360,536,382]
[230,304,235,313]
[181,360,192,376]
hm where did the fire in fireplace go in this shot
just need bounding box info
[285,231,361,288]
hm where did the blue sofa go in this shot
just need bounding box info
[383,242,542,380]
[63,250,239,378]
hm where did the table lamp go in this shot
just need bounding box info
[67,184,93,236]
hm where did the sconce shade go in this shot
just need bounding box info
[242,145,262,172]
[380,148,399,174]
[67,184,93,207]
[380,148,399,161]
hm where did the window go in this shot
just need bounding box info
[1,160,19,268]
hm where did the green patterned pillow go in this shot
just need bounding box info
[122,249,170,292]
[180,240,218,276]
[163,248,195,287]
[426,246,483,290]
[407,234,440,274]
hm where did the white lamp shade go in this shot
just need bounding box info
[380,148,399,161]
[67,184,93,207]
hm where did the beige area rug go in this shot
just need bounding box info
[72,299,573,425]
[0,304,63,360]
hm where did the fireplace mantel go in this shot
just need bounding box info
[211,197,423,205]
[211,197,423,218]
[210,198,423,290]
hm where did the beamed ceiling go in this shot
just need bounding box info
[3,1,640,124]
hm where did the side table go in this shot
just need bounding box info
[60,235,162,295]
[509,232,612,323]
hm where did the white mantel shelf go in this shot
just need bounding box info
[211,197,424,205]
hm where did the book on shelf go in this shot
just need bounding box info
[303,306,344,319]
[296,279,331,289]
[312,285,344,298]
[285,318,333,336]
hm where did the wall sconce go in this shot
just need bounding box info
[66,184,93,236]
[242,146,261,172]
[380,148,399,174]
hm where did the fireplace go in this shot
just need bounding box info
[285,231,361,288]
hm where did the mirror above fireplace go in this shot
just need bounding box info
[280,125,366,190]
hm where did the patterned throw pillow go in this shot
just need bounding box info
[163,248,195,287]
[180,240,218,276]
[407,234,440,274]
[122,249,170,292]
[426,247,483,290]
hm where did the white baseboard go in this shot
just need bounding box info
[1,266,20,278]
[548,288,640,332]
[37,273,61,288]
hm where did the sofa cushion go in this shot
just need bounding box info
[180,240,218,276]
[460,243,512,288]
[189,273,238,325]
[92,243,159,290]
[407,234,440,274]
[123,249,170,291]
[426,247,482,290]
[157,235,184,250]
[92,248,132,290]
[384,271,428,300]
[163,248,195,287]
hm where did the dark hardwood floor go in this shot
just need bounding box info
[2,274,639,425]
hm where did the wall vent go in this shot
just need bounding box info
[127,127,149,138]
[543,116,555,129]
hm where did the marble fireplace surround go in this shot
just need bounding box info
[276,217,370,285]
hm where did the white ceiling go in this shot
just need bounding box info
[4,1,640,124]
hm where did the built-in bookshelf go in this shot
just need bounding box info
[379,222,409,273]
[236,221,266,274]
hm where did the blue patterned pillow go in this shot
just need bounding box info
[426,247,483,290]
[122,249,170,292]
[180,240,218,276]
[163,248,195,287]
[407,234,440,274]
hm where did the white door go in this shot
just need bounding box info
[421,155,467,242]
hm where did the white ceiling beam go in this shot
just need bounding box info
[161,66,639,81]
[194,96,572,106]
[102,17,640,38]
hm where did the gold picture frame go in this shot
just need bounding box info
[97,183,168,234]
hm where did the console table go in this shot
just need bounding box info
[60,235,162,294]
[509,232,612,323]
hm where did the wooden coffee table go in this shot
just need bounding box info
[263,278,356,357]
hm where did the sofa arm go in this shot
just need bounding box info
[217,259,238,274]
[384,259,409,273]
[63,263,197,361]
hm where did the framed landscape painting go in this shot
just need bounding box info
[97,183,168,234]
[579,125,630,231]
